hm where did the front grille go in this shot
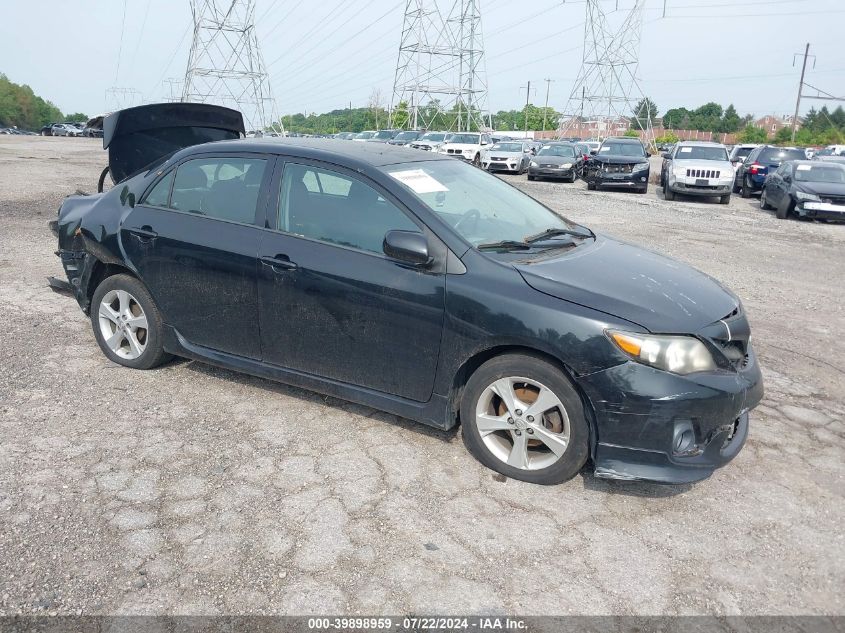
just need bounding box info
[447,149,460,154]
[604,164,632,174]
[686,168,721,179]
[541,164,559,168]
[820,196,845,205]
[490,157,506,162]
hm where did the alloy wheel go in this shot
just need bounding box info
[97,289,149,360]
[474,376,571,471]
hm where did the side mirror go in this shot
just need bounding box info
[646,152,652,157]
[783,174,792,183]
[590,149,598,155]
[661,152,671,160]
[383,230,432,267]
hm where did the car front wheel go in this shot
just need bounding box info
[741,175,753,198]
[90,274,171,370]
[760,188,772,210]
[461,354,589,485]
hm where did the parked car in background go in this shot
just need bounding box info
[481,140,532,174]
[728,144,761,172]
[368,129,400,143]
[583,137,650,193]
[528,142,581,182]
[409,131,451,152]
[584,140,601,154]
[40,122,60,136]
[436,132,491,166]
[51,110,762,485]
[760,160,845,221]
[815,155,845,165]
[734,145,807,198]
[51,123,83,137]
[353,131,376,142]
[661,141,734,204]
[824,144,845,156]
[387,130,422,146]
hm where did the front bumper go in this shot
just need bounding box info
[485,161,521,172]
[528,166,575,179]
[590,170,649,188]
[669,180,732,196]
[796,200,845,221]
[577,346,764,483]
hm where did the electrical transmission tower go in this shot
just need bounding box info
[182,0,283,133]
[390,0,490,132]
[558,0,653,144]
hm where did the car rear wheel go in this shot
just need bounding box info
[527,174,536,181]
[741,175,752,198]
[461,354,589,485]
[587,181,596,191]
[473,153,481,167]
[90,274,170,370]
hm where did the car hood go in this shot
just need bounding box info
[591,154,648,164]
[441,143,479,150]
[794,181,845,196]
[514,235,738,332]
[533,155,576,165]
[487,151,524,158]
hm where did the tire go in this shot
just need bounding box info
[741,175,752,198]
[664,186,675,201]
[732,177,740,194]
[90,274,171,370]
[776,200,791,220]
[637,185,647,194]
[760,189,772,210]
[720,193,731,205]
[527,174,536,181]
[568,174,576,183]
[97,166,111,193]
[40,130,47,136]
[587,181,596,191]
[460,354,590,485]
[472,153,481,167]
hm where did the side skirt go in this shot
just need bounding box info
[162,326,455,431]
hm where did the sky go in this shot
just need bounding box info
[1,0,843,122]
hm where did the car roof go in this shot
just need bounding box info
[677,140,725,147]
[179,137,453,168]
[602,137,642,143]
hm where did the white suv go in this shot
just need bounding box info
[661,141,735,204]
[436,132,491,166]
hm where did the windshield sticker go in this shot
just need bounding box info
[599,147,611,152]
[796,164,812,171]
[679,147,692,153]
[542,145,551,149]
[389,169,449,194]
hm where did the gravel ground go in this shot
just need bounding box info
[0,136,843,617]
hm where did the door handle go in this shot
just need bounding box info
[128,226,158,241]
[260,254,298,272]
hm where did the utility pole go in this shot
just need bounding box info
[542,78,554,133]
[521,81,531,136]
[791,43,811,142]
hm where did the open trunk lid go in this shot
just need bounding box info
[103,103,245,183]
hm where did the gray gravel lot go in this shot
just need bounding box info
[0,137,843,616]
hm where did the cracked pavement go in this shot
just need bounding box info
[0,137,843,616]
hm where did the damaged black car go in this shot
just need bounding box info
[50,103,762,485]
[584,136,651,193]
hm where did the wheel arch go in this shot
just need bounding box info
[83,258,141,313]
[449,344,599,460]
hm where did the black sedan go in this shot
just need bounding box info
[50,103,762,485]
[527,142,581,182]
[760,160,845,221]
[584,137,650,193]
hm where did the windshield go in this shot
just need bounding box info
[394,131,419,141]
[373,131,394,140]
[420,133,445,142]
[449,134,480,144]
[733,146,755,159]
[675,146,729,161]
[598,142,646,158]
[538,144,576,158]
[491,143,523,152]
[385,160,582,247]
[794,164,845,183]
[355,131,374,140]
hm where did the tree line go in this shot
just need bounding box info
[0,74,89,130]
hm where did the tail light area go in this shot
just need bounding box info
[748,162,766,175]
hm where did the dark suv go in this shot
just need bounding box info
[734,145,806,198]
[584,137,650,193]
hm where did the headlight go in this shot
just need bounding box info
[607,330,717,375]
[633,162,649,172]
[530,161,538,167]
[561,163,573,169]
[795,191,821,202]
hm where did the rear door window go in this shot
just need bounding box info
[143,171,174,207]
[169,157,267,224]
